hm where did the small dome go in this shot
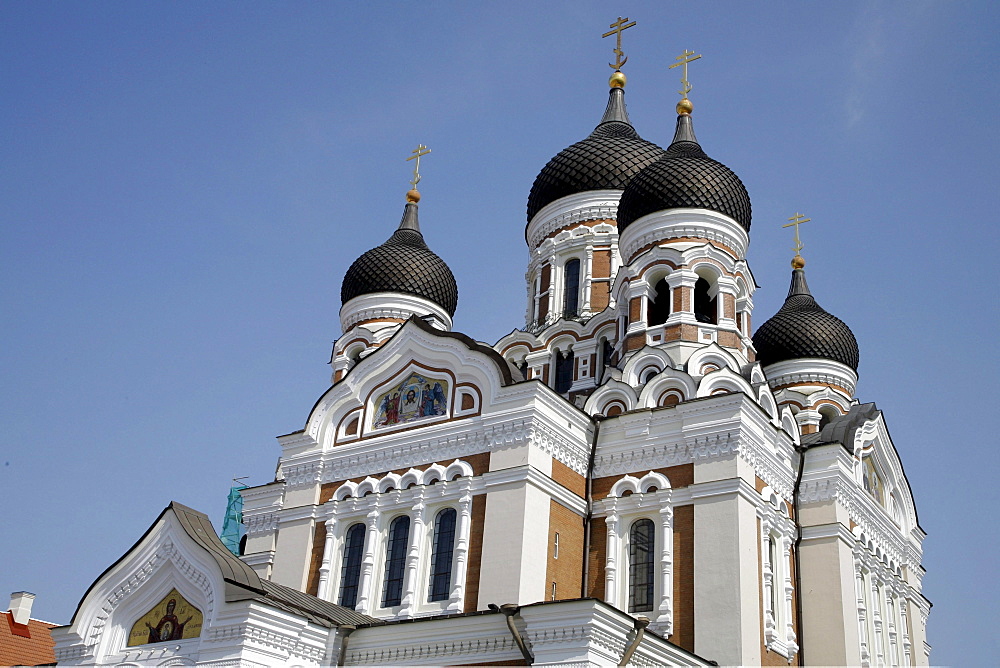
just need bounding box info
[526,86,665,222]
[617,114,751,232]
[753,268,859,371]
[341,202,458,317]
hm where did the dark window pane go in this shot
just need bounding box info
[428,508,457,601]
[694,277,717,324]
[338,523,366,608]
[555,350,574,394]
[563,259,580,317]
[381,516,410,607]
[629,518,655,613]
[648,278,670,326]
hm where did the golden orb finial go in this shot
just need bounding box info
[791,254,806,269]
[609,70,627,88]
[676,98,693,115]
[406,188,421,203]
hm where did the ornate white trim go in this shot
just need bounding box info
[284,417,590,486]
[340,292,453,333]
[618,208,749,264]
[764,358,858,396]
[526,190,622,250]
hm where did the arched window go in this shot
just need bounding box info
[596,338,614,383]
[563,259,581,318]
[818,405,838,430]
[628,518,655,613]
[428,508,457,602]
[381,516,410,607]
[647,278,670,326]
[694,277,717,324]
[555,349,575,394]
[338,523,366,608]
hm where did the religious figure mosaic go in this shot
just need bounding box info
[373,372,448,429]
[862,457,884,506]
[127,588,203,646]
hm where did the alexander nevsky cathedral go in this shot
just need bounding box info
[51,18,930,668]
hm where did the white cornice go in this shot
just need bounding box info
[618,208,749,264]
[764,358,857,396]
[340,292,452,333]
[280,413,591,487]
[526,190,622,250]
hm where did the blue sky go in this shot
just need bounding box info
[2,1,997,663]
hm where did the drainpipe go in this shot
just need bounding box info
[489,603,534,664]
[792,444,807,667]
[336,625,357,667]
[618,615,649,666]
[582,415,605,597]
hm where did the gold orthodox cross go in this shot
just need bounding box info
[783,212,811,255]
[602,16,636,70]
[406,144,431,189]
[669,49,702,98]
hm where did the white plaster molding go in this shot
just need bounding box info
[340,292,452,333]
[763,357,858,396]
[618,208,749,264]
[301,415,590,485]
[526,190,622,250]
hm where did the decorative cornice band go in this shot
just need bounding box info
[618,209,749,264]
[281,417,590,488]
[526,190,622,250]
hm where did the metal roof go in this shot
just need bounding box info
[526,86,665,223]
[341,202,459,316]
[753,268,860,371]
[617,114,752,232]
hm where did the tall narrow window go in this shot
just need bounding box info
[768,537,779,622]
[555,350,574,394]
[647,278,670,326]
[629,519,655,613]
[563,259,580,318]
[381,516,410,607]
[694,277,717,324]
[428,508,457,602]
[338,523,366,608]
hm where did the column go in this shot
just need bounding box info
[449,485,474,611]
[871,575,885,666]
[761,527,777,644]
[656,499,674,635]
[355,509,380,613]
[899,590,912,666]
[856,559,871,666]
[781,536,798,652]
[398,494,426,618]
[886,591,899,666]
[604,509,619,606]
[582,243,594,315]
[316,517,337,601]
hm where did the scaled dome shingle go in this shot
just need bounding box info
[341,203,458,317]
[526,86,665,222]
[617,114,752,232]
[753,268,859,371]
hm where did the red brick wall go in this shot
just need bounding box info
[546,500,585,600]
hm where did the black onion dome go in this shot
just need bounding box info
[617,114,752,232]
[341,202,458,317]
[526,86,666,222]
[753,268,859,371]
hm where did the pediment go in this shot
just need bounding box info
[301,318,524,451]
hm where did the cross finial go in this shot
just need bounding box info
[602,16,637,71]
[669,49,702,100]
[406,144,431,193]
[783,212,811,266]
